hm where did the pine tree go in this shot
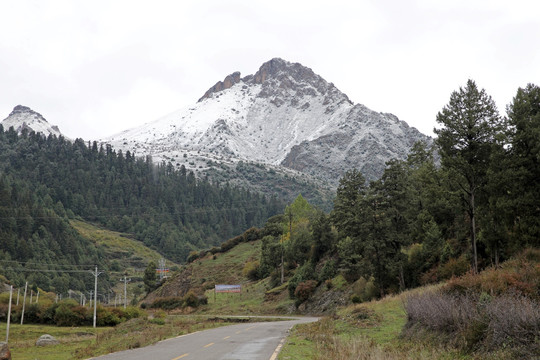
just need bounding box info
[506,83,540,246]
[434,79,505,273]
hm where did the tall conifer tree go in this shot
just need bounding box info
[434,79,505,273]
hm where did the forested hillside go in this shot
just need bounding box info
[0,173,104,293]
[227,81,540,299]
[0,126,283,291]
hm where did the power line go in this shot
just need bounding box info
[0,260,149,276]
[1,268,94,274]
[0,260,95,268]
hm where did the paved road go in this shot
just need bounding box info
[89,317,318,360]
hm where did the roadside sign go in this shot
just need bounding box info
[215,284,241,293]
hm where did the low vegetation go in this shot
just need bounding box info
[0,296,144,327]
[279,249,540,360]
[279,287,466,360]
[404,248,540,358]
[1,315,238,359]
[148,290,207,310]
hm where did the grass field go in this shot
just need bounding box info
[71,220,175,269]
[1,323,108,360]
[278,285,471,360]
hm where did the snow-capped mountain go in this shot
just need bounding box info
[105,58,430,185]
[1,105,64,138]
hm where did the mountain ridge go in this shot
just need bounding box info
[2,59,431,207]
[104,58,430,187]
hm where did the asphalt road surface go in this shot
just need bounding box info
[89,317,318,360]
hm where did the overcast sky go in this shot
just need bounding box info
[1,0,538,140]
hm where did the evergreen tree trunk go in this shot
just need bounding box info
[470,191,478,274]
[399,263,406,292]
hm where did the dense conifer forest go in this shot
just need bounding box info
[0,126,283,290]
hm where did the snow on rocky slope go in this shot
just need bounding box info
[104,58,430,184]
[1,105,64,138]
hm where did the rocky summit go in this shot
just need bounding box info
[104,58,430,192]
[1,105,64,138]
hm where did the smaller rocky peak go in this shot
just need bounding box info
[251,58,292,84]
[250,58,352,106]
[198,71,242,102]
[251,58,320,87]
[9,105,46,120]
[2,105,64,138]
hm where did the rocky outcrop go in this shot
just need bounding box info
[198,71,242,101]
[8,105,43,118]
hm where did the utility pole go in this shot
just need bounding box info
[280,238,284,284]
[90,266,103,328]
[16,288,20,305]
[35,290,39,304]
[281,207,293,284]
[5,285,12,343]
[20,282,28,325]
[122,276,131,309]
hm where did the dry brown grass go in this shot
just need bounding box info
[404,290,540,358]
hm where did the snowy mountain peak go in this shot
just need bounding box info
[1,105,64,138]
[104,58,430,189]
[252,57,294,84]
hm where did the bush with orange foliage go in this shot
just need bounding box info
[443,248,540,299]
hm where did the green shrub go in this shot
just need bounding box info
[96,306,121,326]
[150,317,165,325]
[24,303,42,323]
[187,251,199,263]
[209,247,221,254]
[0,293,12,305]
[242,260,260,280]
[42,302,59,323]
[183,290,199,308]
[351,276,378,303]
[438,255,470,280]
[55,303,87,326]
[123,306,145,320]
[243,227,261,242]
[331,274,347,291]
[150,297,184,310]
[318,260,337,282]
[287,262,316,298]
